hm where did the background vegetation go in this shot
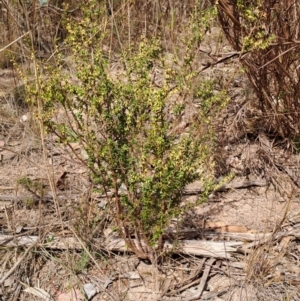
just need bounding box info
[218,0,300,142]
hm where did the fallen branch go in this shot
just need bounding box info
[2,226,298,259]
[0,234,241,259]
[106,238,241,259]
[0,241,38,285]
[188,258,216,301]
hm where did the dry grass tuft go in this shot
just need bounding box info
[243,217,300,301]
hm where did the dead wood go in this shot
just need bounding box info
[167,258,207,295]
[186,258,216,301]
[2,227,299,258]
[161,258,217,301]
[0,234,246,259]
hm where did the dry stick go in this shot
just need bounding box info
[190,258,216,301]
[67,224,105,275]
[167,259,207,296]
[258,43,300,70]
[0,31,30,53]
[0,147,43,170]
[170,258,215,301]
[0,242,37,285]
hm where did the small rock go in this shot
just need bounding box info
[20,113,31,123]
[83,283,97,300]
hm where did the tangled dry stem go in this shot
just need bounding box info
[217,0,300,140]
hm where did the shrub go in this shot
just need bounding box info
[26,0,227,263]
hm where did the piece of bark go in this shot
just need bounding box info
[0,235,38,247]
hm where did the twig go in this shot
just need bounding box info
[167,258,206,295]
[0,242,37,285]
[48,4,79,13]
[0,147,43,170]
[259,43,300,70]
[189,258,216,301]
[0,32,30,53]
[163,258,216,301]
[67,224,105,274]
